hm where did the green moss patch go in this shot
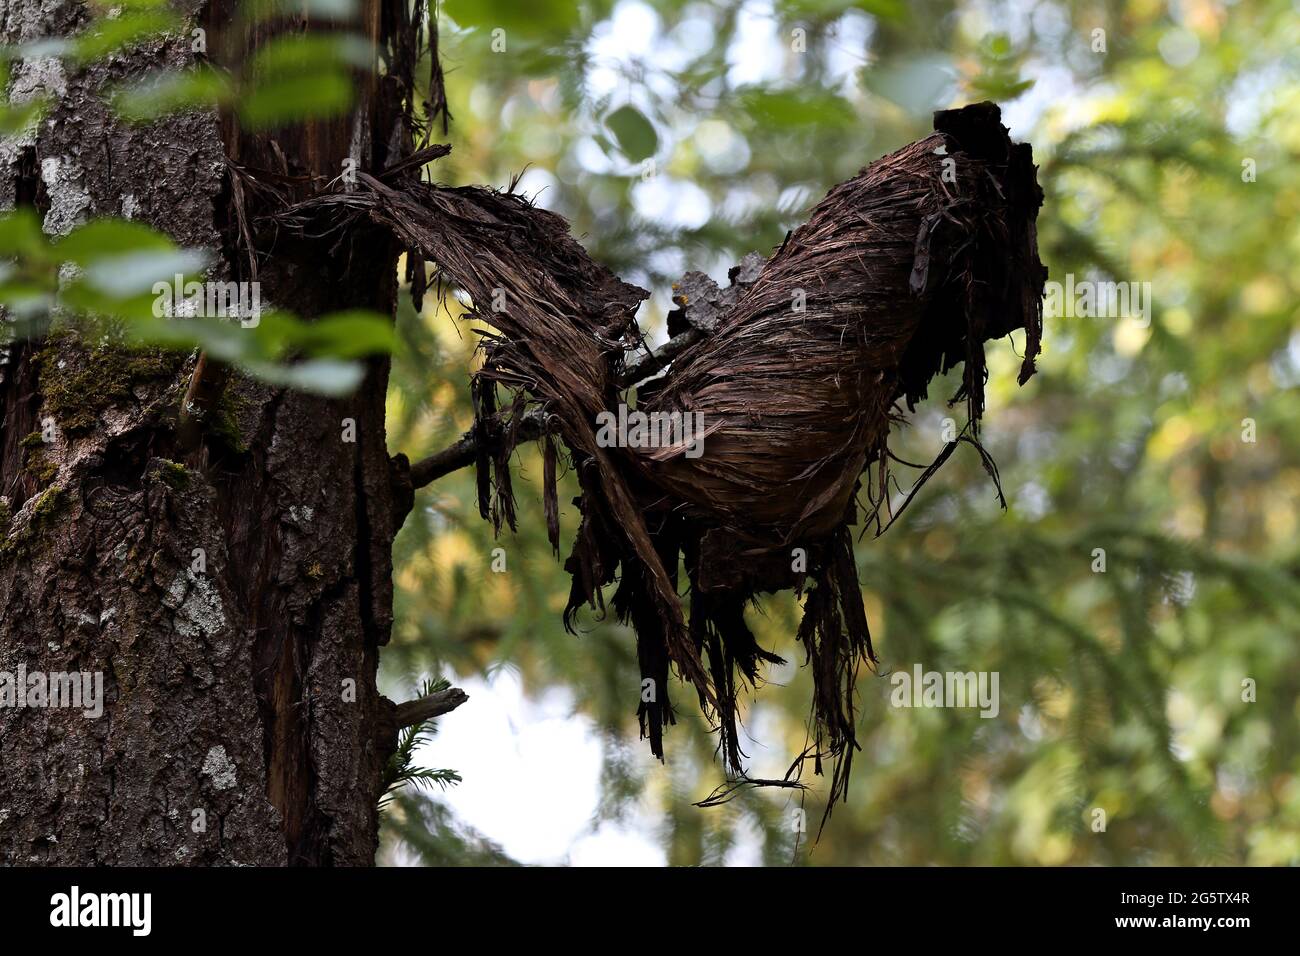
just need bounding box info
[35,331,181,434]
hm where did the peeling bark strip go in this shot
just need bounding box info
[642,105,1043,813]
[279,103,1046,816]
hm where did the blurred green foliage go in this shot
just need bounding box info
[0,0,394,390]
[0,210,395,394]
[380,0,1300,866]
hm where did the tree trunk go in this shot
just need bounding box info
[0,0,403,865]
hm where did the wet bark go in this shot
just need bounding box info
[0,1,401,865]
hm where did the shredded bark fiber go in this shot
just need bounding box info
[274,102,1047,816]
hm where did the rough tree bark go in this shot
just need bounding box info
[0,0,411,865]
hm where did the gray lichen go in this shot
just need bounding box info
[200,746,237,791]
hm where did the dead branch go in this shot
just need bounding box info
[392,686,468,730]
[405,326,706,491]
[176,351,230,454]
[176,162,260,454]
[621,327,703,386]
[409,407,548,489]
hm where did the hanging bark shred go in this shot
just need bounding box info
[275,102,1047,816]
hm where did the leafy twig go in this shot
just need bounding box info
[379,677,466,812]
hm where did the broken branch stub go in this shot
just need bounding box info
[276,102,1047,817]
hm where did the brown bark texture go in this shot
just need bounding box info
[0,0,415,865]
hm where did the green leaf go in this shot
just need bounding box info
[0,209,49,260]
[0,97,49,135]
[237,71,355,128]
[70,9,181,64]
[967,75,1035,101]
[604,105,658,162]
[0,281,54,321]
[776,0,906,18]
[986,33,1014,58]
[80,249,211,298]
[442,0,580,38]
[55,219,176,262]
[111,67,232,122]
[247,33,374,78]
[127,314,256,361]
[91,0,175,10]
[737,87,856,129]
[289,310,399,359]
[967,33,1034,102]
[245,357,366,395]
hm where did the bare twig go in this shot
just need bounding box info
[621,327,703,386]
[392,686,468,730]
[380,143,451,182]
[177,162,261,454]
[408,407,548,490]
[693,775,808,808]
[405,327,704,491]
[176,351,230,453]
